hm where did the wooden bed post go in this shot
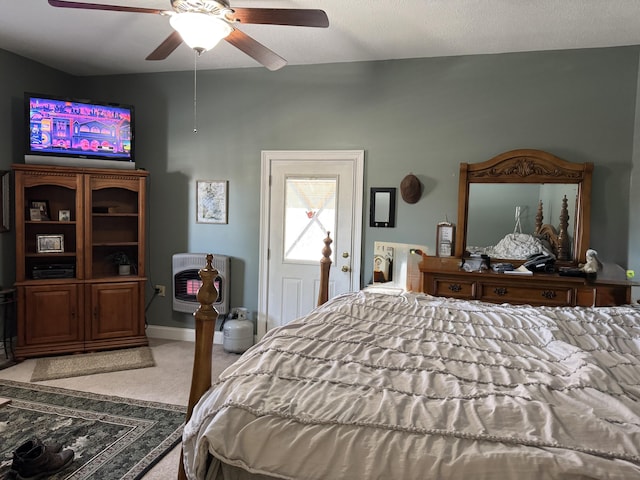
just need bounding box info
[178,254,219,480]
[557,195,570,261]
[317,232,332,306]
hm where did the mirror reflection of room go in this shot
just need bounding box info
[466,183,578,260]
[372,241,428,290]
[373,243,393,283]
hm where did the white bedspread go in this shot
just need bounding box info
[183,291,640,480]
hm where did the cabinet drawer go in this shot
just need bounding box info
[432,277,475,298]
[479,282,572,306]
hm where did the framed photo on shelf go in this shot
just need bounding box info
[29,208,42,221]
[36,234,64,253]
[59,210,71,221]
[196,180,228,224]
[436,222,455,257]
[30,200,50,220]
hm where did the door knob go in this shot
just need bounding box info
[342,252,349,258]
[341,265,350,272]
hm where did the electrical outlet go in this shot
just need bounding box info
[155,285,166,297]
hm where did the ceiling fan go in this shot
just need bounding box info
[48,0,329,71]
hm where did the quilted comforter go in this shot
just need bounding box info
[183,290,640,479]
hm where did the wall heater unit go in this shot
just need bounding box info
[172,253,229,315]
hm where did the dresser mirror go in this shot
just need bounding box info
[454,149,593,265]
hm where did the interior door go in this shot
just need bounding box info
[258,151,364,337]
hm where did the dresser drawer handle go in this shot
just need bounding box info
[541,290,557,299]
[494,287,508,296]
[448,284,462,292]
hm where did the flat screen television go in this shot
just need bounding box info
[24,92,135,169]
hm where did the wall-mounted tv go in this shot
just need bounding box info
[25,92,135,170]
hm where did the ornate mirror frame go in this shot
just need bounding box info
[455,149,593,265]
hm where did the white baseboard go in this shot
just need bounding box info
[146,325,223,344]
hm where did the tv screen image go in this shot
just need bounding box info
[25,93,135,169]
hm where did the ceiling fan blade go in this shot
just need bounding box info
[146,31,183,61]
[225,29,286,71]
[48,0,167,15]
[228,8,329,28]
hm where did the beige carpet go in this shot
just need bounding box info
[31,346,155,382]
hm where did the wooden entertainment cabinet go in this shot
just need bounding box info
[13,164,149,360]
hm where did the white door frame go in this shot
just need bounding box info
[257,150,364,339]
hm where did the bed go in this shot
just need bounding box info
[178,237,640,480]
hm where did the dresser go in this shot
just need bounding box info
[420,256,632,307]
[423,149,635,308]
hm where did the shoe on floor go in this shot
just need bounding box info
[10,438,63,472]
[14,443,74,480]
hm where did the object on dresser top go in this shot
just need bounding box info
[523,252,556,272]
[460,254,490,272]
[503,265,534,275]
[580,249,602,275]
[558,267,588,278]
[491,262,514,273]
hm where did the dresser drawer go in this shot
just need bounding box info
[479,282,573,306]
[431,277,475,299]
[576,285,631,307]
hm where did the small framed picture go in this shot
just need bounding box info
[36,234,64,253]
[59,210,71,221]
[436,222,455,257]
[31,200,50,220]
[196,180,228,224]
[29,208,42,221]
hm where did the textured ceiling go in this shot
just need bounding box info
[3,0,640,76]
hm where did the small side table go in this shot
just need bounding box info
[0,288,17,360]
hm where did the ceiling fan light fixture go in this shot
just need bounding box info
[169,12,232,52]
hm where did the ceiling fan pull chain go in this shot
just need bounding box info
[193,50,198,134]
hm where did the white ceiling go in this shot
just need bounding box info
[3,1,640,77]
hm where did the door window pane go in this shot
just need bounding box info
[284,177,336,262]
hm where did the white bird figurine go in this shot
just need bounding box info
[581,249,602,274]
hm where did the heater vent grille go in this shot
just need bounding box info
[172,253,229,315]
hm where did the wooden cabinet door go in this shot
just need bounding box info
[87,282,141,341]
[21,284,82,346]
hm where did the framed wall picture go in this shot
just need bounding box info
[436,222,455,257]
[31,200,50,220]
[196,180,228,224]
[36,234,64,253]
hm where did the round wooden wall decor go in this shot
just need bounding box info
[400,174,421,204]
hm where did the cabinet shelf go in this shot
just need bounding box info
[92,213,139,217]
[26,220,78,225]
[92,242,139,247]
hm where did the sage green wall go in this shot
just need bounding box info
[0,49,77,288]
[2,46,639,329]
[630,57,640,299]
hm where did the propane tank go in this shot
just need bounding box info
[223,308,254,354]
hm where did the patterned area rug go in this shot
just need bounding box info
[31,347,155,382]
[0,379,185,479]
